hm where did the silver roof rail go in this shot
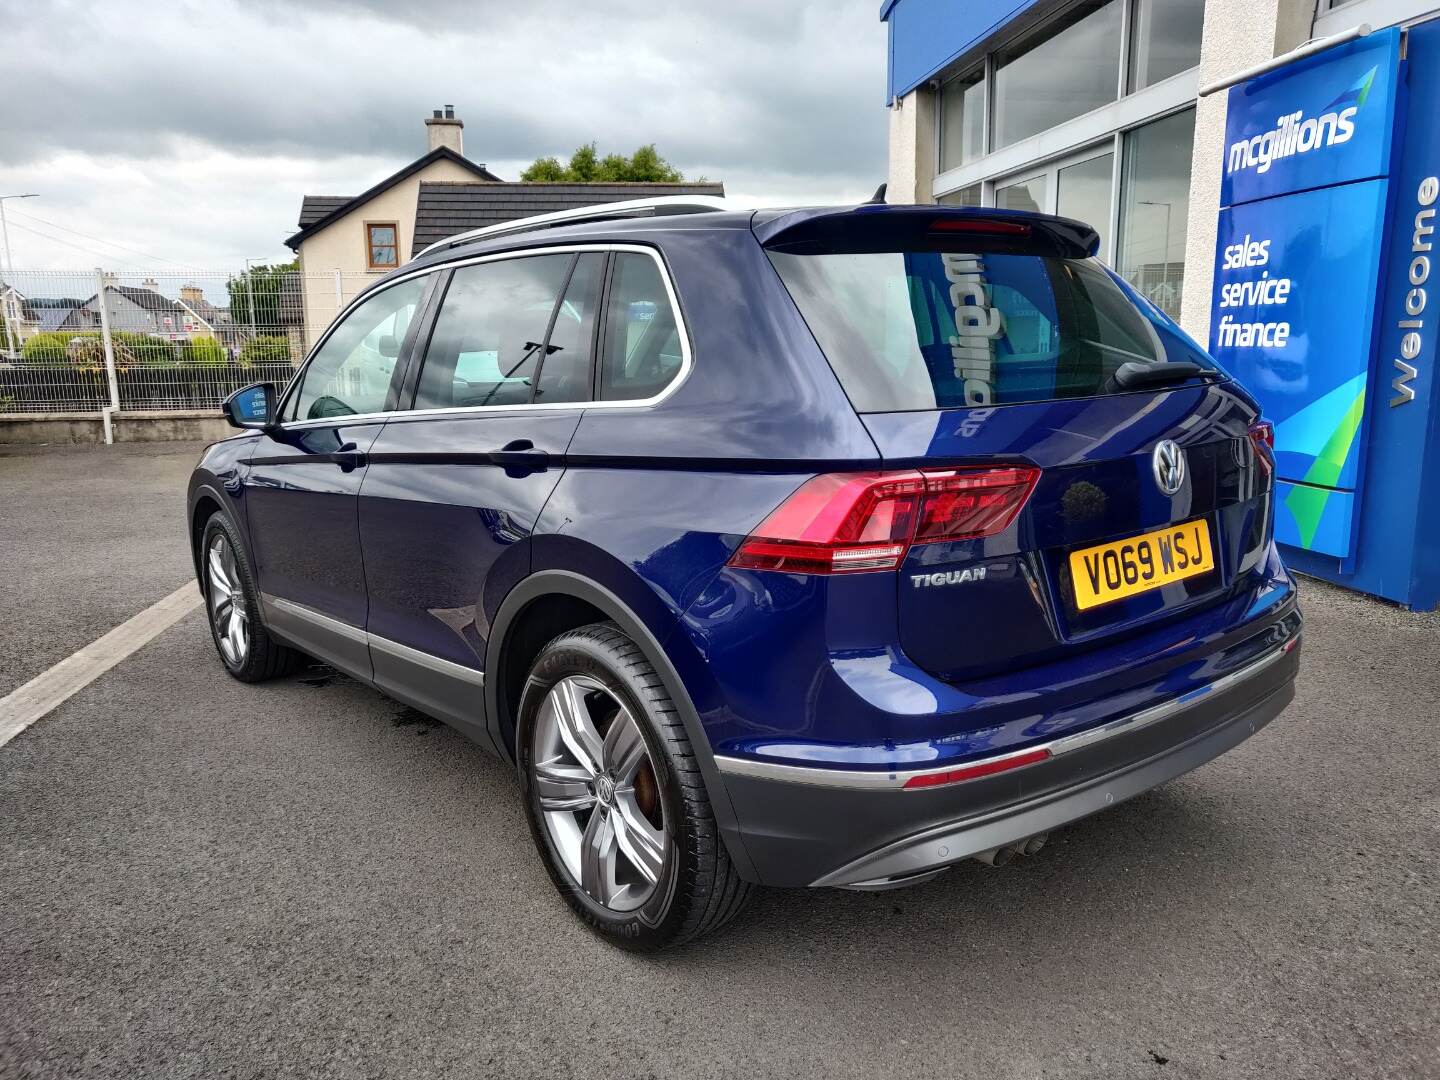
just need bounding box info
[418,195,742,257]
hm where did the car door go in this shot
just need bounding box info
[357,249,605,743]
[245,274,433,677]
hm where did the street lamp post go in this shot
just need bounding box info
[243,257,267,344]
[1138,199,1174,312]
[0,193,39,358]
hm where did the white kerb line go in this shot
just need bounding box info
[0,582,203,748]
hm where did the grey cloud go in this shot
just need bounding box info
[4,0,885,187]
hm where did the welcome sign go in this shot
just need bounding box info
[1210,29,1403,559]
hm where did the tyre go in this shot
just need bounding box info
[517,622,752,950]
[200,512,304,683]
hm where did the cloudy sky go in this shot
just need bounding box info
[0,0,889,274]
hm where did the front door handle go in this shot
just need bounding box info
[332,442,367,472]
[489,439,549,472]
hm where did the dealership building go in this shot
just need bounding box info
[881,0,1440,608]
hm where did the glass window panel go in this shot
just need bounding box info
[414,254,572,410]
[938,69,986,171]
[1057,152,1114,258]
[992,0,1123,150]
[996,174,1047,214]
[1129,0,1204,90]
[1118,108,1195,320]
[289,277,425,421]
[937,183,983,207]
[533,253,604,405]
[599,253,685,402]
[766,249,1184,411]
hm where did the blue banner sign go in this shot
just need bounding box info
[1212,29,1404,560]
[1222,29,1402,207]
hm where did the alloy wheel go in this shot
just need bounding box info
[206,532,250,667]
[531,674,670,913]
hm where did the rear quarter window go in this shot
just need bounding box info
[768,248,1193,411]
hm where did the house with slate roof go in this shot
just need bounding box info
[284,107,722,348]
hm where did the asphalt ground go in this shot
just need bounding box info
[1,442,1437,1079]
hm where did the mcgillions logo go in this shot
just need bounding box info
[1226,66,1376,176]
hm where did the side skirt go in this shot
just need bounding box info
[260,592,499,755]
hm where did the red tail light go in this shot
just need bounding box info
[1248,420,1275,485]
[930,218,1032,236]
[727,466,1040,575]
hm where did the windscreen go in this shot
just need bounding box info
[768,248,1197,411]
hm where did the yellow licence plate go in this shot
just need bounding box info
[1068,519,1215,611]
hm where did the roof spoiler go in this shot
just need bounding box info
[752,204,1100,259]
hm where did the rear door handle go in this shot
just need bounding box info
[488,439,549,472]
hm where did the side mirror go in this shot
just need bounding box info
[223,382,277,430]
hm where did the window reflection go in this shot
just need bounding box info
[1129,0,1204,90]
[939,69,986,171]
[997,175,1047,214]
[1118,108,1195,320]
[992,0,1122,150]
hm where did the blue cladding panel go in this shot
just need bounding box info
[883,0,1044,100]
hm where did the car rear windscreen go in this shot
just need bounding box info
[768,248,1206,411]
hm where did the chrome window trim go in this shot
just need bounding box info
[275,243,693,432]
[714,639,1295,791]
[261,593,485,686]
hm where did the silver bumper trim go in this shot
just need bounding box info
[713,638,1296,792]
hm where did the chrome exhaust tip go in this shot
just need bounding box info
[972,846,1016,867]
[1021,833,1048,856]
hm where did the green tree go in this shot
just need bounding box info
[227,261,298,331]
[22,330,178,369]
[184,336,228,365]
[238,334,292,367]
[520,143,688,183]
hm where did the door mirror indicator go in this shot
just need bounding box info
[223,382,278,430]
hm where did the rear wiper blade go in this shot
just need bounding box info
[1106,360,1223,392]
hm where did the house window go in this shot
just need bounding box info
[366,222,400,270]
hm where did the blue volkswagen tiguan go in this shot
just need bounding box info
[187,198,1301,950]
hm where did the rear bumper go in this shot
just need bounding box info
[714,634,1299,888]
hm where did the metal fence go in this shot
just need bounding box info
[0,266,372,414]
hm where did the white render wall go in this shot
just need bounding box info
[887,89,937,204]
[1177,0,1315,341]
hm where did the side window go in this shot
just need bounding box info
[288,276,426,421]
[413,254,571,410]
[533,253,604,405]
[599,252,685,402]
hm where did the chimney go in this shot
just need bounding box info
[142,277,160,291]
[101,271,117,288]
[180,284,203,304]
[424,105,464,156]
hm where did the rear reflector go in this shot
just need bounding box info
[727,466,1039,575]
[901,746,1052,789]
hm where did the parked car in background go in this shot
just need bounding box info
[187,197,1301,950]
